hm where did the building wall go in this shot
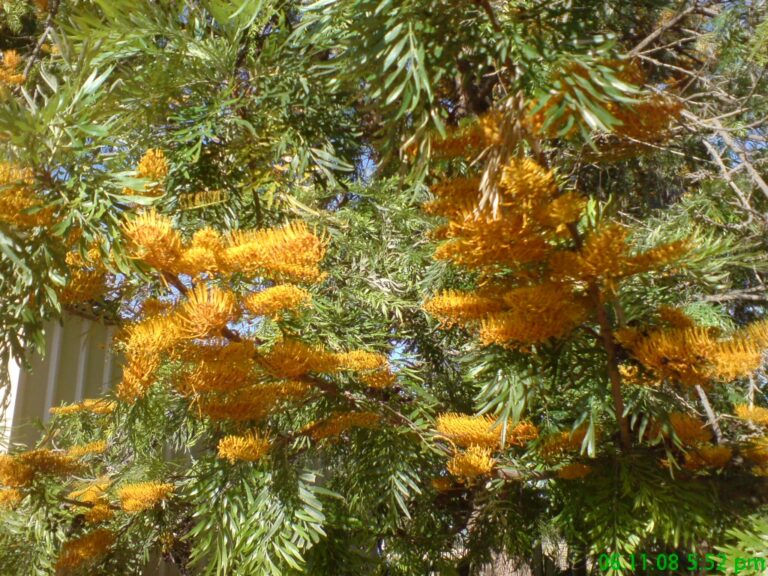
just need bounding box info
[4,316,119,449]
[1,317,180,575]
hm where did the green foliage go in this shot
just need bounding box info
[1,0,768,574]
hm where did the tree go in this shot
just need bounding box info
[1,0,768,574]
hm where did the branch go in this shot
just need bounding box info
[630,5,696,56]
[700,288,768,303]
[23,0,61,79]
[567,224,631,452]
[695,384,723,445]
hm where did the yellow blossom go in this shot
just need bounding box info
[55,529,115,575]
[743,437,768,466]
[306,411,381,441]
[67,479,110,504]
[116,353,160,402]
[426,112,503,159]
[549,224,690,282]
[431,477,454,493]
[243,285,311,317]
[217,431,271,463]
[557,463,592,479]
[667,412,712,446]
[0,162,52,228]
[50,398,116,416]
[334,350,389,371]
[539,425,590,458]
[358,369,397,388]
[735,405,768,427]
[223,222,327,282]
[198,381,310,421]
[616,323,768,387]
[436,414,538,449]
[658,306,695,329]
[85,503,114,524]
[177,284,237,338]
[0,50,24,86]
[479,283,589,347]
[117,482,174,513]
[68,441,108,459]
[122,210,182,270]
[0,488,22,509]
[258,339,338,378]
[423,290,506,328]
[447,446,496,481]
[0,450,80,487]
[121,315,183,357]
[136,149,169,182]
[424,177,482,218]
[683,444,732,470]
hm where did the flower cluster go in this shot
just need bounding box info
[0,162,52,229]
[0,449,80,488]
[306,411,381,441]
[446,446,496,482]
[55,529,115,575]
[217,432,271,463]
[117,482,174,513]
[616,320,768,388]
[0,50,24,86]
[436,413,538,449]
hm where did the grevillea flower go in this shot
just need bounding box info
[68,441,108,459]
[223,222,327,282]
[479,283,589,347]
[424,291,506,328]
[446,446,495,481]
[217,432,270,463]
[735,405,768,426]
[258,339,338,378]
[548,224,690,282]
[177,284,237,338]
[0,488,21,509]
[122,210,182,270]
[243,285,311,317]
[683,444,732,470]
[198,381,311,422]
[557,463,592,479]
[0,50,24,86]
[117,482,174,513]
[50,398,116,416]
[667,412,712,446]
[306,411,381,441]
[334,350,389,371]
[358,369,397,388]
[538,425,590,458]
[55,529,115,574]
[136,149,169,182]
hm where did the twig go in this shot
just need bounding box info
[23,0,61,79]
[567,224,631,452]
[630,5,696,56]
[695,384,723,445]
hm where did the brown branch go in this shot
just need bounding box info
[700,288,768,303]
[471,0,502,32]
[630,5,696,56]
[23,0,61,79]
[591,283,631,452]
[685,111,768,201]
[495,467,556,482]
[701,140,756,218]
[695,384,723,445]
[567,224,630,451]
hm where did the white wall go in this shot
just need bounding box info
[2,316,120,449]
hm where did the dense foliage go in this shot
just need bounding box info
[1,1,768,574]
